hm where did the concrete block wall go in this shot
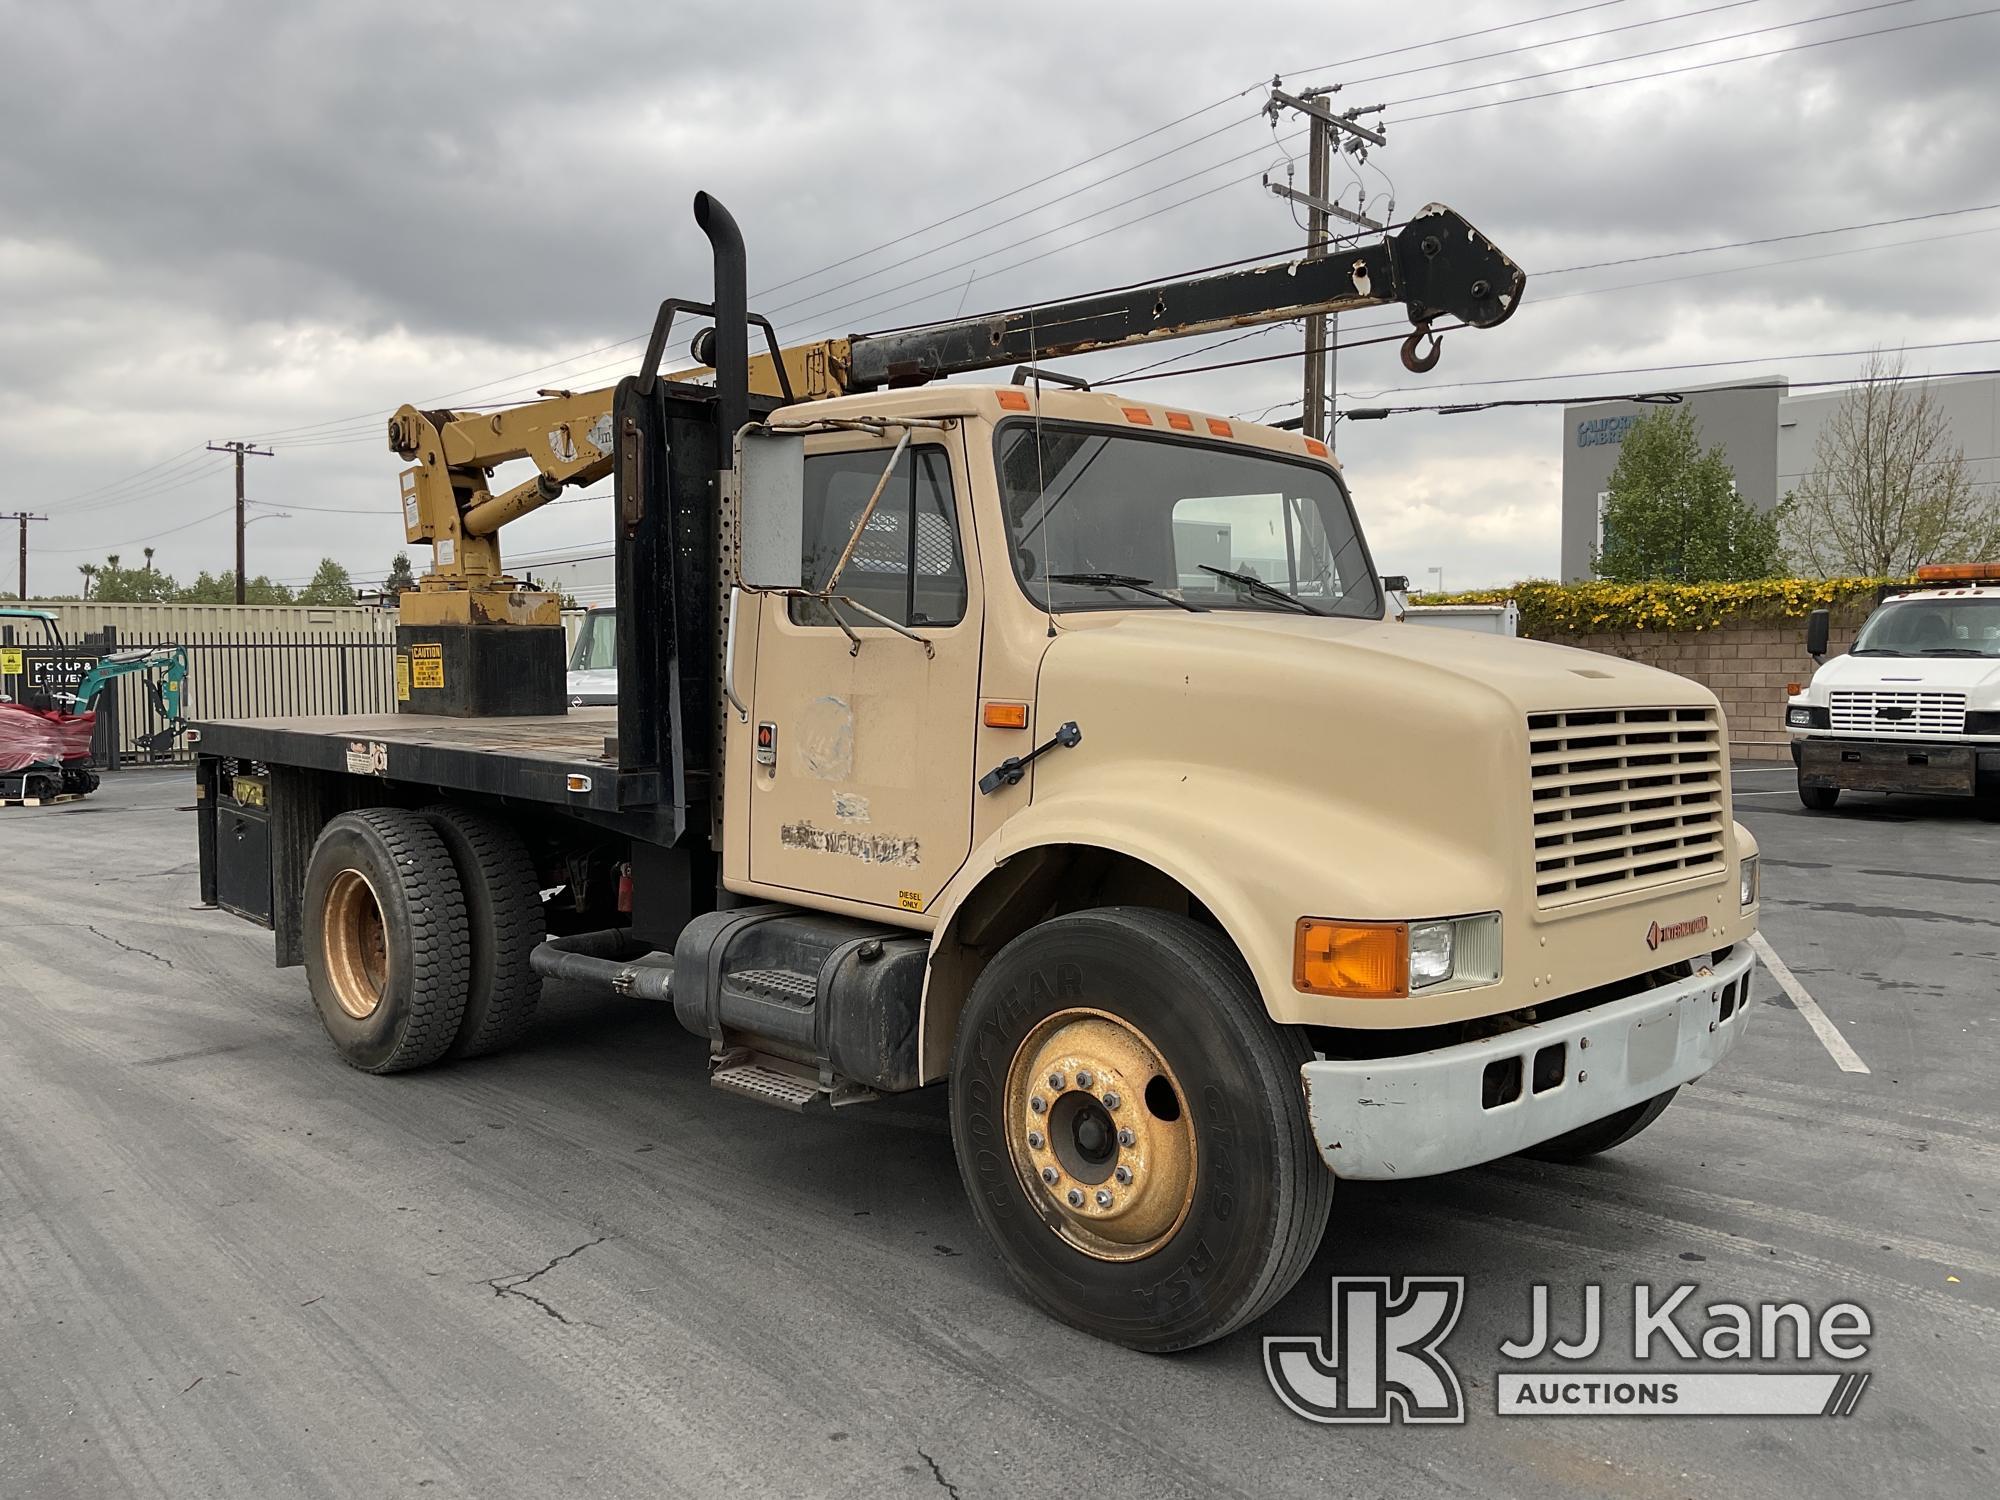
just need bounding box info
[1533,609,1868,762]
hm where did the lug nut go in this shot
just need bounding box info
[1075,1069,1094,1089]
[1117,1127,1136,1148]
[1027,1130,1045,1150]
[1048,1072,1065,1090]
[1029,1095,1046,1114]
[1066,1188,1085,1208]
[1041,1166,1059,1185]
[1094,1189,1113,1208]
[1114,1166,1132,1185]
[1102,1091,1121,1110]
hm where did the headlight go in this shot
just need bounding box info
[1294,914,1501,997]
[1409,920,1455,989]
[1740,854,1759,909]
[1786,704,1829,728]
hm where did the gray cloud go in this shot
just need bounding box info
[6,0,1998,594]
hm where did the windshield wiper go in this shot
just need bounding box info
[1197,564,1326,615]
[1047,572,1205,613]
[1920,647,1989,656]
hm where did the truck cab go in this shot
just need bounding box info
[1786,564,2000,813]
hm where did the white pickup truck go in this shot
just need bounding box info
[1786,563,2000,814]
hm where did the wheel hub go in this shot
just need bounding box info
[322,868,388,1020]
[1004,1009,1196,1262]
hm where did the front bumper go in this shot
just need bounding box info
[1302,944,1756,1180]
[1790,734,1999,795]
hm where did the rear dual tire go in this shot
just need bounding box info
[302,806,542,1072]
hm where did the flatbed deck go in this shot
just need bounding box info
[193,709,666,821]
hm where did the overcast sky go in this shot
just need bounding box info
[5,0,1998,600]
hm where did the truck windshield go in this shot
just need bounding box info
[995,421,1382,618]
[569,609,617,671]
[1850,597,2000,657]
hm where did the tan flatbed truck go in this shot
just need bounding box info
[191,193,1761,1350]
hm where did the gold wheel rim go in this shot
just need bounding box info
[1002,1007,1197,1263]
[322,868,389,1020]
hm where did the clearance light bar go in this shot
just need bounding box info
[1915,562,2000,584]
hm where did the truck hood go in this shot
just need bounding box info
[1807,651,2000,701]
[1042,608,1709,717]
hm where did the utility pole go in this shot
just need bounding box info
[1264,81,1388,448]
[207,441,274,604]
[3,512,47,600]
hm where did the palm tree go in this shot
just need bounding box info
[78,562,99,599]
[143,547,155,574]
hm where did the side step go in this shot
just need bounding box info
[711,1059,824,1112]
[708,1048,882,1113]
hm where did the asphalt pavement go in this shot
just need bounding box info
[1,766,1994,1499]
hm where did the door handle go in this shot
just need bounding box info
[723,586,749,722]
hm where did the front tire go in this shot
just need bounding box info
[1798,778,1839,811]
[303,808,470,1074]
[949,907,1331,1352]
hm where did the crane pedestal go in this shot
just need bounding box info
[395,584,566,718]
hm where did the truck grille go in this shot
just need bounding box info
[1529,707,1726,907]
[1828,689,1965,734]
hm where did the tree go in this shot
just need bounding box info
[176,570,295,605]
[297,558,356,606]
[383,551,418,596]
[1780,352,2000,577]
[77,562,99,599]
[1593,407,1782,582]
[90,552,179,603]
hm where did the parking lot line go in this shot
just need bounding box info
[1748,931,1871,1075]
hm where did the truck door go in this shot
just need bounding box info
[745,431,982,915]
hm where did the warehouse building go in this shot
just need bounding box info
[1558,372,2000,580]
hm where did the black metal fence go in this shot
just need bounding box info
[17,630,397,769]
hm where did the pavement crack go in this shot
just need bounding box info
[84,924,174,968]
[480,1236,606,1326]
[917,1449,962,1500]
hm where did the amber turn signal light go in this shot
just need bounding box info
[1295,918,1409,999]
[983,701,1029,729]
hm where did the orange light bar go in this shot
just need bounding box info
[1304,437,1329,458]
[996,389,1031,411]
[1915,562,2000,583]
[1206,418,1233,437]
[983,701,1029,729]
[1295,918,1409,999]
[1121,406,1154,426]
[1167,412,1194,431]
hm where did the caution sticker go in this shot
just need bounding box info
[394,651,411,701]
[410,642,444,689]
[0,648,21,676]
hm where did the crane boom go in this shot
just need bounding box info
[386,203,1522,624]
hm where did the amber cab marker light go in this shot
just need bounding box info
[1167,412,1194,431]
[1785,682,1802,696]
[1121,406,1154,426]
[983,701,1029,729]
[1304,437,1329,458]
[1295,918,1409,999]
[996,389,1031,411]
[1206,418,1233,437]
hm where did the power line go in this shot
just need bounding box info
[1347,363,2000,416]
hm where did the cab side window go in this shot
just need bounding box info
[791,446,967,628]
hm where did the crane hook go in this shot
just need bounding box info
[1399,323,1443,374]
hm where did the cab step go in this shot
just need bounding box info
[710,1059,825,1112]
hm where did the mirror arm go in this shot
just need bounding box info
[816,427,913,597]
[828,594,935,658]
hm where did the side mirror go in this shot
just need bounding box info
[1805,607,1830,661]
[736,429,804,590]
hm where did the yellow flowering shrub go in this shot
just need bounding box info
[1430,577,1898,636]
